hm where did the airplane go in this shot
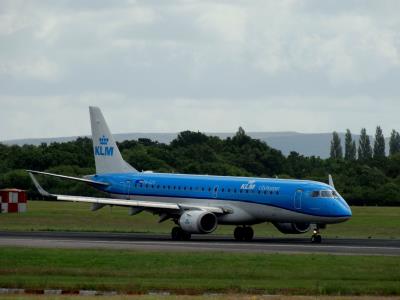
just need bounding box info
[28,107,352,243]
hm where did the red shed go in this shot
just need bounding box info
[0,189,27,213]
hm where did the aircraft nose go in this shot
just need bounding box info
[337,198,352,220]
[343,205,352,218]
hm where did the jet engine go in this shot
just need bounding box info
[273,222,311,234]
[179,210,218,234]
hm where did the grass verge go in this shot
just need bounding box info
[0,247,399,295]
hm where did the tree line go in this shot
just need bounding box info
[1,127,400,206]
[330,127,400,160]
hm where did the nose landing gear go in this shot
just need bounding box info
[311,227,322,243]
[234,226,254,241]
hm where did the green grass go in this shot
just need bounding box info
[0,248,399,295]
[0,201,399,239]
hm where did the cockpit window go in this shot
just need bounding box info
[312,190,339,198]
[311,191,320,197]
[321,190,332,198]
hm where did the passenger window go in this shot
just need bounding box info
[228,188,231,192]
[222,188,224,192]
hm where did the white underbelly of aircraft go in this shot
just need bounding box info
[110,193,341,225]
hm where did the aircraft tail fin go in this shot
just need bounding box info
[89,106,137,174]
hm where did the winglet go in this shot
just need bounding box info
[328,174,335,189]
[28,171,55,198]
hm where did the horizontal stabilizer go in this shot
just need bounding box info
[27,170,109,187]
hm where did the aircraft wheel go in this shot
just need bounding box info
[171,227,181,240]
[234,226,253,241]
[171,226,191,241]
[182,231,192,241]
[243,227,254,241]
[234,227,244,241]
[311,234,322,243]
[311,227,322,243]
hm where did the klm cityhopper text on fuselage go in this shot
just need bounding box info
[28,106,352,243]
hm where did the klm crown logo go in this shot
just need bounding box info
[95,135,114,157]
[99,135,109,145]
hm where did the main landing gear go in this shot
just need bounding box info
[171,226,191,241]
[311,228,322,243]
[234,226,254,241]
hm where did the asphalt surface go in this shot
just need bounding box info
[1,231,400,255]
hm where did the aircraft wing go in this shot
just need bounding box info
[28,172,227,214]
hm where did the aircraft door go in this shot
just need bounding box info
[294,189,302,209]
[212,185,219,199]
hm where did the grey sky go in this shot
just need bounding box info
[1,0,399,140]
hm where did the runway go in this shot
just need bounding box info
[1,231,399,255]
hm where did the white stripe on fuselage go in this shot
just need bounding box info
[110,193,344,225]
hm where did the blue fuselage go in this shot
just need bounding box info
[91,172,352,224]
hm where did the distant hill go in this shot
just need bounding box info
[3,131,383,158]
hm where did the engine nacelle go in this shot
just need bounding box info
[273,222,311,234]
[179,210,218,234]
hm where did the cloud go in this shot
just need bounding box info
[0,0,400,140]
[0,57,60,80]
[195,3,247,44]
